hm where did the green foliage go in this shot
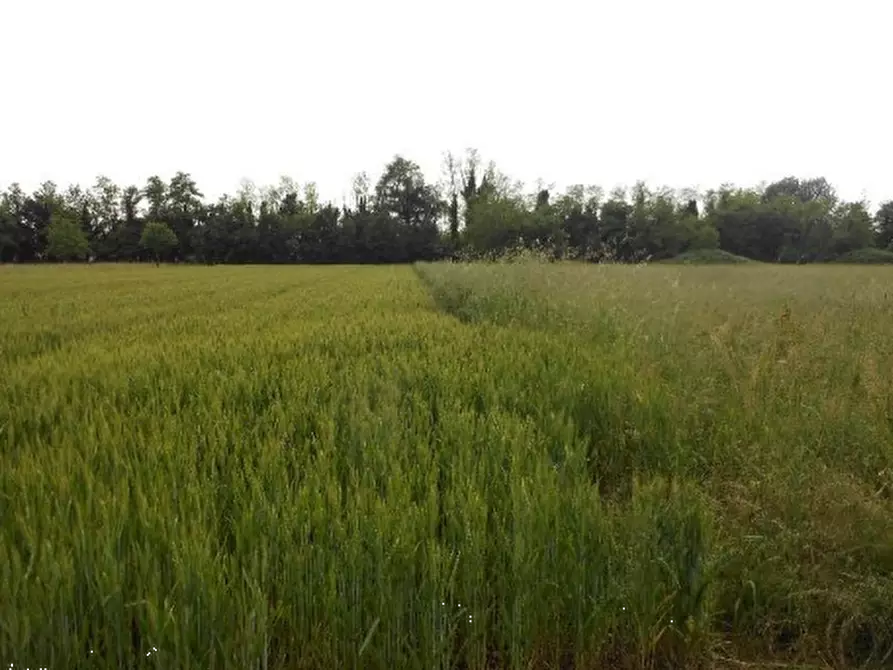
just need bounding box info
[463,190,531,253]
[0,164,889,264]
[763,175,837,204]
[661,248,753,264]
[833,247,893,264]
[0,200,20,262]
[139,221,178,262]
[831,202,875,255]
[3,263,893,667]
[702,184,879,264]
[375,156,442,261]
[46,214,90,260]
[875,201,893,249]
[553,185,601,253]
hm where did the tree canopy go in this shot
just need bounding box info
[0,155,889,264]
[140,221,179,263]
[46,214,90,261]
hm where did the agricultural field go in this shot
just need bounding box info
[1,262,892,669]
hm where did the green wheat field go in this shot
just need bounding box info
[2,263,892,669]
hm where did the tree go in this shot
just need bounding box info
[87,175,121,259]
[676,194,718,253]
[113,186,145,260]
[876,201,893,250]
[375,156,442,261]
[140,221,178,264]
[0,185,25,262]
[554,185,601,257]
[0,157,886,266]
[144,176,167,221]
[463,190,530,254]
[460,149,482,226]
[830,201,875,256]
[19,181,64,260]
[166,172,204,259]
[705,187,790,262]
[46,214,90,261]
[599,190,632,260]
[441,152,462,251]
[287,204,341,263]
[625,183,672,261]
[0,204,20,262]
[525,187,566,256]
[198,197,258,264]
[764,176,836,205]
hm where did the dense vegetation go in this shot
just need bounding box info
[659,249,753,265]
[2,263,892,668]
[2,153,892,264]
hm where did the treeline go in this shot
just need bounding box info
[2,151,892,264]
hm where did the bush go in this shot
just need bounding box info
[833,247,893,264]
[660,249,753,264]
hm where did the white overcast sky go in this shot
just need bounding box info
[2,0,891,208]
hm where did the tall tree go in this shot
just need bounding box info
[463,188,530,254]
[375,156,442,261]
[144,176,167,221]
[830,201,875,255]
[460,149,486,230]
[441,152,462,251]
[88,176,122,259]
[526,187,566,255]
[0,185,25,262]
[113,186,145,260]
[676,194,718,253]
[20,182,63,260]
[599,189,632,260]
[875,201,893,250]
[554,185,602,257]
[166,172,204,259]
[198,196,258,264]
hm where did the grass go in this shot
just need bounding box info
[2,262,892,669]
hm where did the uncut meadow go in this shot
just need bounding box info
[1,262,892,669]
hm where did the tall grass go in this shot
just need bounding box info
[1,262,892,668]
[416,260,893,666]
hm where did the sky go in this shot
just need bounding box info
[2,0,891,209]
